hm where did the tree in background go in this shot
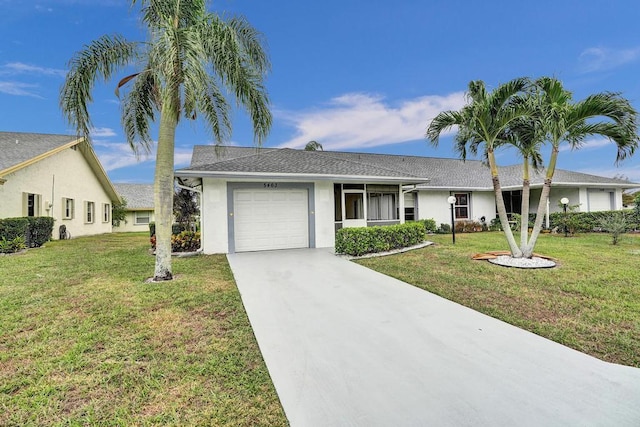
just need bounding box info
[111,199,128,227]
[60,0,271,280]
[304,140,323,151]
[174,187,199,231]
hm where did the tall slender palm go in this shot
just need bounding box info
[500,111,545,248]
[60,0,271,280]
[524,77,638,257]
[426,78,531,257]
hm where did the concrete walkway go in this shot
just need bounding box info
[227,248,640,427]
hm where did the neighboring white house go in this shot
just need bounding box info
[175,146,638,254]
[113,183,155,233]
[0,131,121,239]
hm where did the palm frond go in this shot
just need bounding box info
[60,34,138,138]
[425,110,464,146]
[120,69,159,154]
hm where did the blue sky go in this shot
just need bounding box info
[2,0,640,184]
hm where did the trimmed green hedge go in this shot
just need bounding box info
[0,217,29,241]
[26,217,54,247]
[335,222,426,256]
[0,217,53,250]
[545,210,639,233]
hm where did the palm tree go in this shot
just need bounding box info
[304,140,323,151]
[523,77,639,257]
[60,0,271,280]
[426,78,532,257]
[500,110,545,249]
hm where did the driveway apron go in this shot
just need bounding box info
[227,248,640,427]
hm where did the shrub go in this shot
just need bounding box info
[335,222,426,256]
[599,214,629,245]
[548,210,638,233]
[454,220,484,233]
[437,223,451,234]
[0,217,52,248]
[151,231,201,252]
[419,218,437,233]
[0,236,26,254]
[26,217,54,247]
[0,217,29,241]
[149,222,189,237]
[171,231,201,252]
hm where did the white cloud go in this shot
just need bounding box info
[276,91,466,150]
[0,81,41,97]
[0,62,66,77]
[93,140,193,172]
[579,46,640,73]
[90,127,117,138]
[558,137,613,152]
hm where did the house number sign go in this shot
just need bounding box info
[263,183,278,188]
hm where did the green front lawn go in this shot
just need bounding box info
[0,233,287,426]
[357,232,640,367]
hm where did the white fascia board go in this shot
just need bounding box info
[414,185,494,191]
[175,169,430,184]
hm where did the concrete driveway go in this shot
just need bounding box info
[227,248,640,427]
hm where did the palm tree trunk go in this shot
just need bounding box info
[520,158,530,250]
[488,151,522,257]
[524,145,559,257]
[153,95,178,281]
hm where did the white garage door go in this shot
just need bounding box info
[588,190,613,212]
[233,188,309,252]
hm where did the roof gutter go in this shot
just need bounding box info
[175,169,430,184]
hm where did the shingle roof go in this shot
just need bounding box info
[178,145,637,189]
[0,131,80,172]
[113,183,154,209]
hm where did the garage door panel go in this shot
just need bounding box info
[588,190,613,212]
[233,188,309,252]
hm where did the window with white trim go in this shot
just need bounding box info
[85,201,95,223]
[102,203,110,223]
[135,211,151,225]
[23,193,42,217]
[62,198,74,219]
[453,193,470,219]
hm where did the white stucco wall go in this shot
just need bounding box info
[113,210,155,233]
[0,146,113,238]
[517,186,623,216]
[313,181,335,249]
[416,190,497,225]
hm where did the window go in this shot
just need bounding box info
[344,193,364,219]
[102,204,111,223]
[85,201,95,223]
[135,211,151,225]
[502,190,522,215]
[62,198,74,219]
[453,193,470,219]
[404,192,416,221]
[23,193,41,217]
[367,185,399,221]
